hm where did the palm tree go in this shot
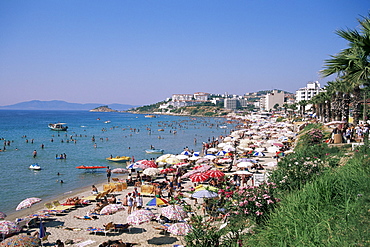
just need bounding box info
[320,14,370,125]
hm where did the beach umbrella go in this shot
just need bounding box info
[137,160,158,168]
[165,157,181,165]
[146,197,169,207]
[100,204,125,215]
[127,209,155,225]
[156,154,174,163]
[217,158,232,163]
[192,152,200,156]
[204,155,216,160]
[161,168,176,174]
[193,164,212,172]
[194,185,218,192]
[216,150,227,156]
[267,146,280,153]
[16,197,42,211]
[161,205,187,221]
[167,223,192,236]
[181,170,199,179]
[206,147,218,153]
[0,212,6,220]
[175,154,189,160]
[173,162,189,168]
[180,150,192,155]
[188,156,199,161]
[195,158,210,164]
[272,142,284,147]
[191,190,218,199]
[0,221,21,236]
[237,162,254,168]
[255,147,265,152]
[253,151,265,157]
[205,169,225,178]
[160,168,176,174]
[111,168,128,174]
[143,168,160,176]
[190,173,210,183]
[0,234,40,246]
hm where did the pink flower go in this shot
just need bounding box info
[255,202,262,207]
[255,211,263,216]
[267,199,274,204]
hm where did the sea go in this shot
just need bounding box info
[0,110,235,215]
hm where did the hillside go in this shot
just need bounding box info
[0,100,137,111]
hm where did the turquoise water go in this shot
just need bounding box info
[0,110,234,215]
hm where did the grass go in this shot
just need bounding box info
[245,146,370,246]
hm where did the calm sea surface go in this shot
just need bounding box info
[0,110,234,215]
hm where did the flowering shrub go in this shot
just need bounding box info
[304,128,324,144]
[218,182,280,224]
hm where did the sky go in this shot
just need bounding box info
[0,1,369,106]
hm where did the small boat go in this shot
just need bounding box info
[104,120,111,124]
[145,115,157,118]
[106,156,131,162]
[29,163,41,170]
[76,165,107,169]
[48,123,68,131]
[145,149,164,154]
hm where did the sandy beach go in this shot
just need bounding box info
[2,115,292,247]
[6,157,279,247]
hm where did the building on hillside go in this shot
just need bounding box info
[295,81,324,102]
[172,94,193,101]
[260,90,285,111]
[193,92,210,101]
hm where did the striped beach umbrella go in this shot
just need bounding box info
[146,197,169,206]
[205,169,225,178]
[190,173,210,183]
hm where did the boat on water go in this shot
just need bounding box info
[76,165,107,169]
[145,149,164,154]
[48,123,68,131]
[29,163,41,170]
[145,115,157,118]
[106,156,131,162]
[104,120,111,124]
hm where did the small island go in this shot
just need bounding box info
[89,105,118,112]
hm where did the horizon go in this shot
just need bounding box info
[0,1,368,106]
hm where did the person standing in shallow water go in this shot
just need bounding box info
[106,166,111,183]
[32,150,37,158]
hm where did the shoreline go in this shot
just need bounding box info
[6,173,129,222]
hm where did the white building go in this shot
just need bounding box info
[193,92,210,101]
[296,81,324,102]
[172,94,193,101]
[260,90,285,111]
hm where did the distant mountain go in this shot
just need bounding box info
[0,100,138,111]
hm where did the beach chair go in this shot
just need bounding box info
[83,194,100,202]
[52,200,75,211]
[140,185,155,197]
[112,223,131,233]
[44,203,66,215]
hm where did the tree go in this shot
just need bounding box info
[320,14,370,125]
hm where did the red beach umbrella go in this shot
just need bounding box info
[205,169,225,178]
[190,173,210,183]
[160,168,176,174]
[138,160,158,168]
